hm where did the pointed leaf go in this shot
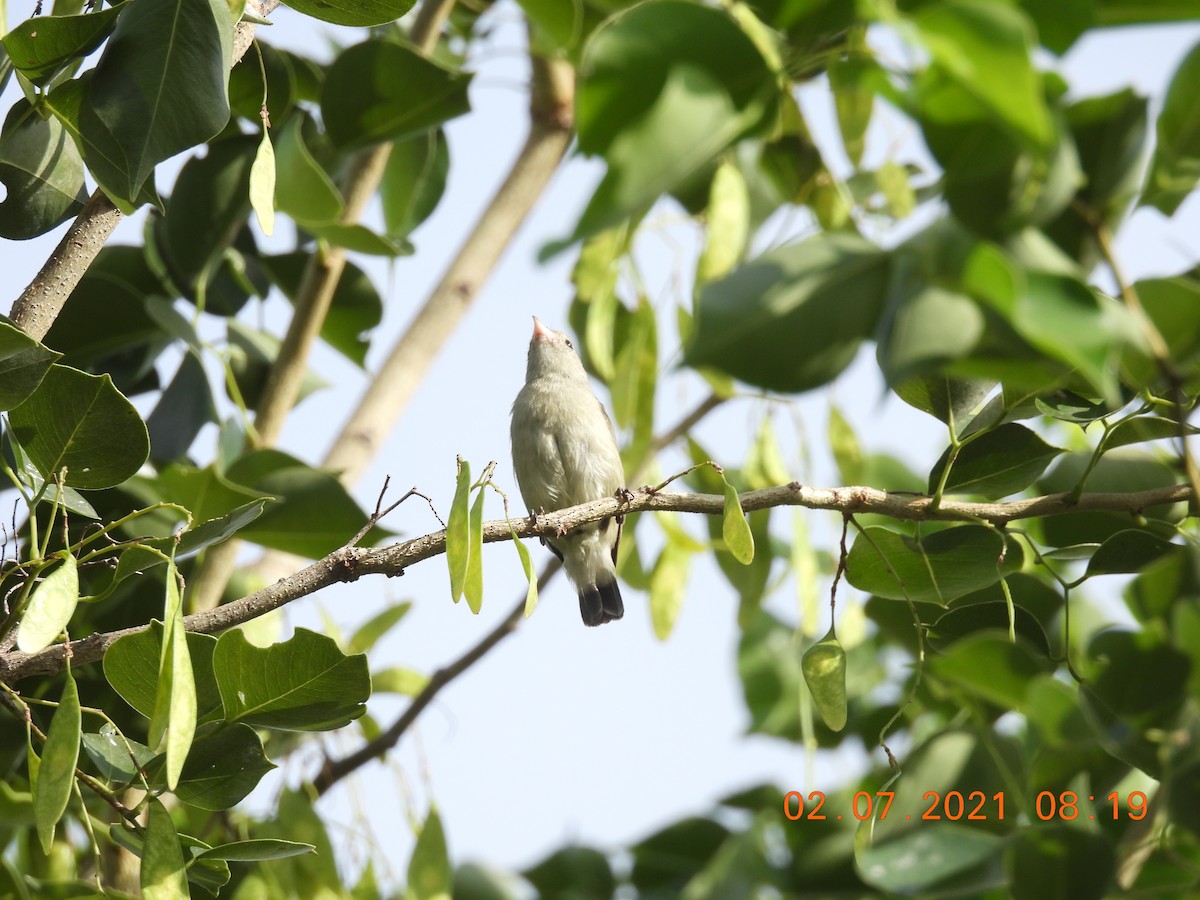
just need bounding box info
[249,127,276,236]
[721,479,754,564]
[194,839,316,862]
[104,624,221,722]
[0,98,87,239]
[465,489,485,614]
[284,0,415,26]
[150,559,195,790]
[1,2,127,86]
[408,808,452,900]
[34,669,81,853]
[142,798,187,900]
[0,320,60,410]
[446,459,471,604]
[347,602,412,655]
[649,542,691,640]
[928,423,1063,499]
[1144,40,1200,215]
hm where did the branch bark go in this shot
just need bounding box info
[2,479,1190,684]
[6,0,283,340]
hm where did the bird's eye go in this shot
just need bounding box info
[564,338,574,349]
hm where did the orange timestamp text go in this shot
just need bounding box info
[783,789,1149,822]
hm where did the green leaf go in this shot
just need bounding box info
[524,846,615,899]
[857,824,1004,894]
[929,600,1050,655]
[194,839,316,862]
[321,39,472,151]
[929,423,1063,499]
[0,99,87,239]
[929,631,1053,709]
[446,458,471,605]
[1,2,127,85]
[149,559,195,790]
[1086,529,1178,577]
[696,159,750,287]
[224,449,383,557]
[160,722,275,810]
[686,234,889,392]
[371,667,429,696]
[829,53,873,166]
[142,798,187,900]
[249,130,274,237]
[561,0,777,246]
[111,823,232,895]
[721,479,754,564]
[408,807,452,900]
[846,524,1023,604]
[801,626,847,731]
[213,628,370,731]
[156,134,257,292]
[1007,826,1115,900]
[302,221,409,256]
[512,534,539,619]
[8,363,149,489]
[464,488,486,615]
[1144,40,1200,215]
[81,726,155,784]
[612,298,657,473]
[347,602,412,655]
[273,113,342,224]
[260,252,383,367]
[1023,676,1099,747]
[33,669,81,853]
[62,0,235,203]
[283,0,415,26]
[517,0,582,53]
[907,0,1051,147]
[104,624,222,723]
[17,551,79,653]
[649,542,692,641]
[0,321,60,410]
[381,129,449,241]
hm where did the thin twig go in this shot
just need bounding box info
[312,560,561,796]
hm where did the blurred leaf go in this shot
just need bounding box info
[33,669,80,853]
[213,628,369,731]
[630,817,730,894]
[687,233,889,392]
[802,626,847,730]
[612,298,657,473]
[447,459,471,605]
[1143,40,1200,215]
[1087,529,1178,577]
[738,612,802,739]
[8,364,149,490]
[1023,676,1099,747]
[347,602,412,655]
[696,159,750,287]
[906,0,1051,147]
[409,807,452,900]
[847,525,1022,604]
[562,0,777,245]
[372,667,429,696]
[1007,826,1115,900]
[929,631,1053,709]
[17,551,78,653]
[829,405,864,484]
[195,839,315,862]
[284,0,415,26]
[321,39,471,150]
[649,542,692,640]
[929,423,1063,499]
[858,824,1004,894]
[524,846,615,899]
[146,354,217,463]
[929,601,1050,655]
[829,52,873,166]
[517,0,582,53]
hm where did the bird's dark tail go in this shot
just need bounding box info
[579,579,623,627]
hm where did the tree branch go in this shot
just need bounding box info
[5,0,283,341]
[2,479,1189,684]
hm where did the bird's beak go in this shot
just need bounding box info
[532,316,550,341]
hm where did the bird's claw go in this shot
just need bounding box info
[616,486,635,504]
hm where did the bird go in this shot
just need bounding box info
[511,317,626,626]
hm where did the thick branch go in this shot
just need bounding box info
[2,480,1189,684]
[6,1,282,340]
